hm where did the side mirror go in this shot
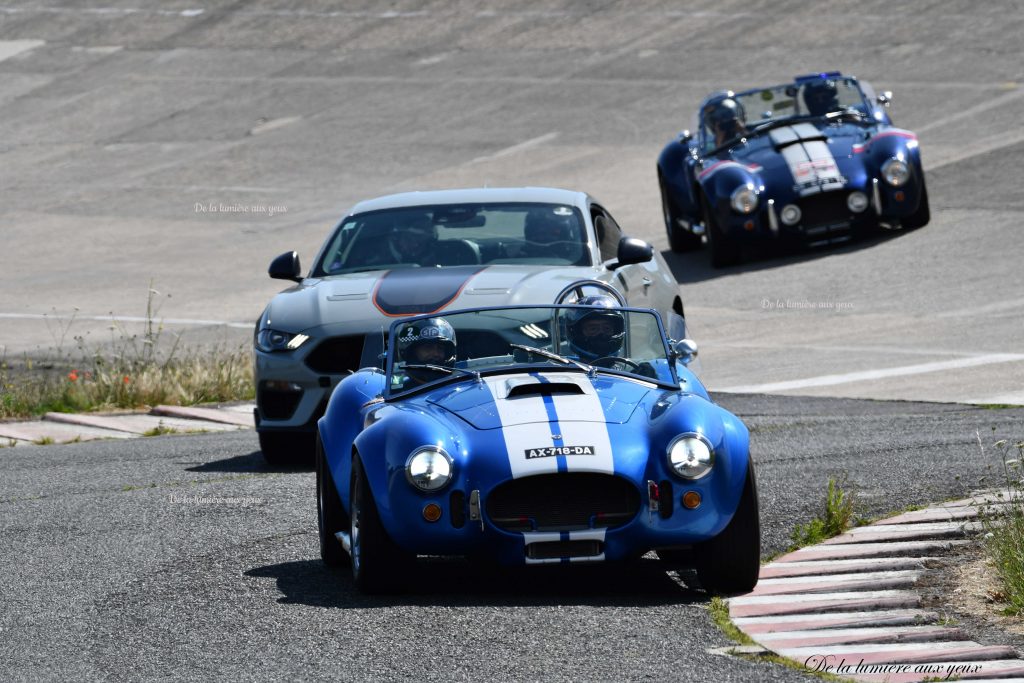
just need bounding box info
[672,338,698,366]
[678,129,692,143]
[609,237,653,269]
[269,251,302,282]
[877,91,893,107]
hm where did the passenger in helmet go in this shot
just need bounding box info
[566,296,626,363]
[523,207,584,263]
[704,96,747,147]
[388,213,438,266]
[803,78,840,116]
[397,317,457,387]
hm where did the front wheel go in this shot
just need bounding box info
[902,176,930,230]
[661,176,702,253]
[703,199,741,268]
[350,456,411,593]
[694,460,761,595]
[316,434,349,567]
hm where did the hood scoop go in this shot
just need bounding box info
[506,381,585,399]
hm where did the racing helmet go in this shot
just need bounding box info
[704,95,745,141]
[398,318,456,382]
[803,78,839,116]
[566,296,626,361]
[388,213,437,262]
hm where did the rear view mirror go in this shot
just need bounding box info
[672,338,698,366]
[877,91,893,107]
[611,237,653,269]
[269,251,302,282]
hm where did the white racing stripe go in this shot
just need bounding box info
[770,124,844,195]
[484,373,615,479]
[523,529,607,565]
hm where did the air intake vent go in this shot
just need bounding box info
[506,382,585,398]
[487,473,640,532]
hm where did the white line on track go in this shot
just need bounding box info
[0,39,44,62]
[718,353,1024,394]
[915,87,1023,134]
[0,313,252,329]
[466,132,559,165]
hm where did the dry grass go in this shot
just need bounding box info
[979,438,1024,616]
[0,287,253,419]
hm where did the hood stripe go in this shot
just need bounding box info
[484,373,615,479]
[771,125,844,196]
[372,265,486,317]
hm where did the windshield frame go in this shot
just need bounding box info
[382,304,679,400]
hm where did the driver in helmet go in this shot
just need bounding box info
[704,96,747,147]
[397,317,457,387]
[566,296,627,365]
[803,78,840,117]
[388,213,439,267]
[524,207,583,263]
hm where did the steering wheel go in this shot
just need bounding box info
[553,279,626,306]
[589,356,641,371]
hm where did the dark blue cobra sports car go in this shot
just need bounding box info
[315,302,759,594]
[657,72,929,267]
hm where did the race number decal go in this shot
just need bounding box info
[525,445,595,459]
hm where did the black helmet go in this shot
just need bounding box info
[398,318,456,381]
[388,213,437,261]
[803,78,839,116]
[567,296,625,361]
[705,96,744,140]
[524,207,576,245]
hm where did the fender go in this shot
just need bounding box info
[862,129,925,215]
[699,162,762,232]
[657,135,700,219]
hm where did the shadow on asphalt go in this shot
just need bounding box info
[185,450,313,474]
[245,557,705,608]
[662,229,914,285]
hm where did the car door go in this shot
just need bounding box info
[590,204,650,308]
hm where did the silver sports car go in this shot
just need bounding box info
[254,187,685,464]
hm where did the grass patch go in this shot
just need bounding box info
[143,422,179,437]
[790,475,856,550]
[32,436,55,446]
[979,437,1024,615]
[0,286,253,419]
[708,596,755,646]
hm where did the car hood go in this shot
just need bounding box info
[724,121,867,190]
[424,371,653,429]
[260,264,606,333]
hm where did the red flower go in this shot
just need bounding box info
[123,375,130,385]
[68,370,79,382]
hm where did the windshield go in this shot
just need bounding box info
[385,305,676,397]
[314,202,591,275]
[698,76,870,153]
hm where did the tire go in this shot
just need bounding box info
[902,176,930,230]
[350,456,410,593]
[656,547,692,565]
[660,176,702,253]
[703,198,741,268]
[258,430,314,467]
[694,460,761,595]
[316,434,350,567]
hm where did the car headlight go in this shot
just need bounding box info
[730,185,759,214]
[881,158,911,187]
[779,204,801,225]
[255,328,310,353]
[847,191,869,213]
[405,447,453,492]
[667,433,715,480]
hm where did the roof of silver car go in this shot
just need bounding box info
[348,187,591,215]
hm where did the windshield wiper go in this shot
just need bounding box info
[509,343,592,372]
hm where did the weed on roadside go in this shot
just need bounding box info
[978,437,1024,616]
[790,475,856,549]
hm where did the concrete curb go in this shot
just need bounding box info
[727,492,1024,682]
[0,403,255,446]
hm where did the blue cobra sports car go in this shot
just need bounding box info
[315,302,760,594]
[657,72,929,267]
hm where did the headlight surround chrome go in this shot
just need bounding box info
[847,191,869,213]
[730,185,759,214]
[666,433,715,480]
[255,328,310,353]
[405,446,454,492]
[881,158,911,187]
